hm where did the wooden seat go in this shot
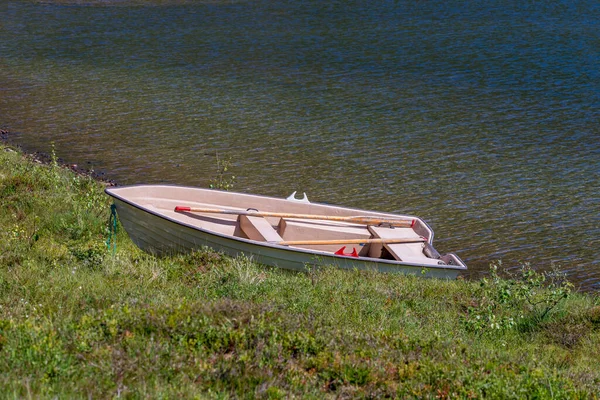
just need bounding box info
[238,215,283,243]
[367,225,425,263]
[278,218,371,253]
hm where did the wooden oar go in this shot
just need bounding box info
[277,237,427,246]
[174,206,415,227]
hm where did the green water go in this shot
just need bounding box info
[1,0,599,289]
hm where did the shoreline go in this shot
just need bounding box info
[1,130,117,186]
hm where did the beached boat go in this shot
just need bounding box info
[105,185,467,278]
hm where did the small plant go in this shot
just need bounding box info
[7,216,39,250]
[49,142,59,168]
[70,243,106,270]
[48,142,62,183]
[209,153,236,191]
[462,262,573,335]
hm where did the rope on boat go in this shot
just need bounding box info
[106,204,118,254]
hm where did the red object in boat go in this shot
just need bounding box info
[335,246,359,257]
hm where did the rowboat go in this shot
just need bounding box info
[105,185,467,278]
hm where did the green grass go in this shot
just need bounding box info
[1,144,599,399]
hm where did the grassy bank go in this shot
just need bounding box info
[1,144,599,399]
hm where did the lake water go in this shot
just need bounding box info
[1,0,599,290]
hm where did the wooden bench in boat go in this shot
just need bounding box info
[278,219,371,240]
[238,215,283,243]
[368,225,431,263]
[278,219,371,253]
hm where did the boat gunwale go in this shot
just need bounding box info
[105,184,467,271]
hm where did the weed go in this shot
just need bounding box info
[209,153,236,191]
[462,262,573,336]
[70,242,106,270]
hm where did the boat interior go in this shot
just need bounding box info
[113,186,463,267]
